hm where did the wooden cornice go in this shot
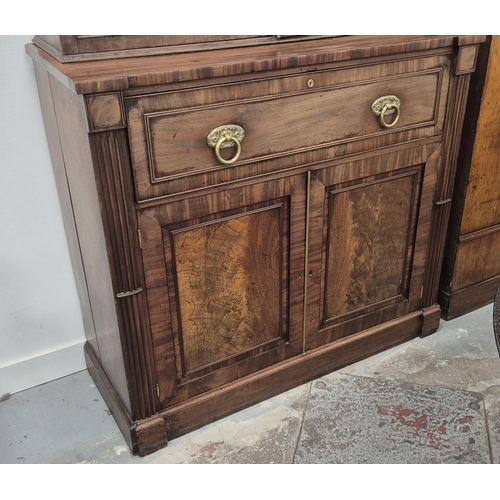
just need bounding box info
[26,35,487,95]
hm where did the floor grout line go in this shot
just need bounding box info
[291,380,313,464]
[483,395,496,464]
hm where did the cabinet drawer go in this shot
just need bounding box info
[126,54,451,201]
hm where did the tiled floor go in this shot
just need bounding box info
[1,304,499,464]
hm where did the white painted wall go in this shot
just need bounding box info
[0,35,87,396]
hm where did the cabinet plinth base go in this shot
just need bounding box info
[85,343,169,456]
[420,305,442,338]
[134,416,168,457]
[86,309,437,456]
[439,276,500,320]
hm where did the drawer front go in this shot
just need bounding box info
[125,54,451,201]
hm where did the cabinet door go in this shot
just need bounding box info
[305,144,440,350]
[138,175,306,409]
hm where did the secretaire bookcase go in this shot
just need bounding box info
[27,35,485,455]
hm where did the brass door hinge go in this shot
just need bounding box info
[156,383,160,399]
[138,229,143,250]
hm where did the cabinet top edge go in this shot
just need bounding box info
[26,35,487,95]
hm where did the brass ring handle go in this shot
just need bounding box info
[371,95,401,130]
[379,103,401,129]
[207,124,245,166]
[215,134,242,165]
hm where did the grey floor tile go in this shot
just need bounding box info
[2,303,497,464]
[0,371,311,464]
[294,373,490,464]
[484,388,500,464]
[0,371,129,464]
[144,383,311,464]
[421,304,498,360]
[340,304,500,395]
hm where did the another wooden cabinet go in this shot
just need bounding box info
[27,35,484,456]
[440,36,500,319]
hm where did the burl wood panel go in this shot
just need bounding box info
[169,206,283,374]
[324,173,416,321]
[305,143,439,350]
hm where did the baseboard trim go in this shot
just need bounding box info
[0,341,86,396]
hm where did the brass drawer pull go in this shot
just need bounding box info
[207,124,245,165]
[372,95,401,129]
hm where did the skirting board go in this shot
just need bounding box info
[0,341,86,397]
[439,275,500,320]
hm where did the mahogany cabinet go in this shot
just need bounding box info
[439,36,500,319]
[27,35,485,456]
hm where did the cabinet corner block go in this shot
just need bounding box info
[133,415,168,457]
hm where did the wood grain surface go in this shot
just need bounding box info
[324,173,415,320]
[138,175,305,407]
[26,36,483,95]
[125,54,449,201]
[172,206,282,373]
[461,36,500,234]
[439,36,499,318]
